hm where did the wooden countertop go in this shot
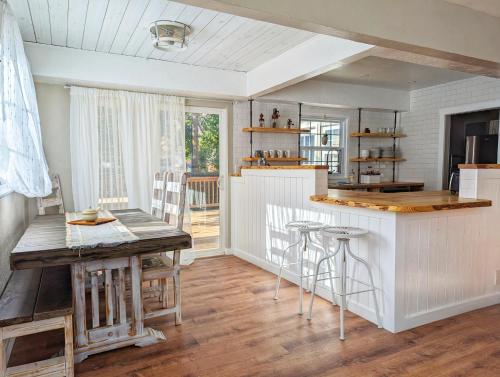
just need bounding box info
[310,190,492,213]
[458,164,500,169]
[240,165,328,170]
[329,181,424,190]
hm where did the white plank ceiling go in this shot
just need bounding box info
[10,0,315,72]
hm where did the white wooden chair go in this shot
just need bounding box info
[37,174,65,215]
[142,171,188,323]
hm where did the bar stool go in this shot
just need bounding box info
[307,226,382,340]
[274,220,336,315]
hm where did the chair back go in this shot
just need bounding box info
[151,172,167,220]
[150,171,189,230]
[164,172,189,230]
[37,174,65,215]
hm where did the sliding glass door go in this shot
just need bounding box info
[185,107,227,256]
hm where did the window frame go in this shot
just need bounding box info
[300,116,348,178]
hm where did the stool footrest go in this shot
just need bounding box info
[337,288,375,297]
[283,270,334,280]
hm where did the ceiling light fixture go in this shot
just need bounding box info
[149,20,191,51]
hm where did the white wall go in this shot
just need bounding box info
[36,83,73,211]
[399,76,500,189]
[0,194,36,292]
[261,79,410,111]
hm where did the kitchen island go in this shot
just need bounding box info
[231,166,499,332]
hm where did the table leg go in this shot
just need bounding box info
[73,257,165,362]
[130,256,143,336]
[173,250,182,325]
[71,263,87,348]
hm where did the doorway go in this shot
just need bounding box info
[185,106,228,257]
[443,108,499,188]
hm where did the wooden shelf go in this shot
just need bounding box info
[350,157,406,163]
[350,132,406,138]
[242,127,310,134]
[242,157,307,162]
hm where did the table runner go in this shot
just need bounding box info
[65,210,139,249]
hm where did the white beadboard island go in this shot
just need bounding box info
[230,165,498,333]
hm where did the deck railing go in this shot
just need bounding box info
[187,176,219,209]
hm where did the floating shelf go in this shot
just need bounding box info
[242,157,307,162]
[350,157,406,163]
[242,127,310,134]
[351,132,406,138]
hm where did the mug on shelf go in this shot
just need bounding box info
[277,150,284,158]
[268,150,276,158]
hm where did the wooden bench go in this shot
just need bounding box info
[0,266,74,377]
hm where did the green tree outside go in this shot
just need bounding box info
[185,113,220,176]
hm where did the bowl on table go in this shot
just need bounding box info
[81,208,99,222]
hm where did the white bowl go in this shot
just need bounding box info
[81,209,98,221]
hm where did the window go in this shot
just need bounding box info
[300,118,347,176]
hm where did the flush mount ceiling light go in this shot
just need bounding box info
[149,20,191,51]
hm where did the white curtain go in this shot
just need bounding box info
[120,92,186,211]
[69,87,99,209]
[69,87,186,213]
[0,2,51,197]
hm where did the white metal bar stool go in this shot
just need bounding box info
[274,220,336,315]
[307,226,382,340]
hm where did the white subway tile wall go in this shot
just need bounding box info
[399,76,500,189]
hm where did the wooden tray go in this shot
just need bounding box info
[67,218,116,226]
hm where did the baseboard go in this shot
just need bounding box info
[396,291,500,332]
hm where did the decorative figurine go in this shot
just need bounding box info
[271,108,280,128]
[258,113,265,127]
[286,119,294,129]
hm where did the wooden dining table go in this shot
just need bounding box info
[10,209,192,363]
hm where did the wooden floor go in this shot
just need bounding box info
[191,208,220,251]
[9,256,500,376]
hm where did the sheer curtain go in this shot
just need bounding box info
[119,92,186,211]
[69,87,186,212]
[0,2,51,197]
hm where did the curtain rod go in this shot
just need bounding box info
[63,84,235,103]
